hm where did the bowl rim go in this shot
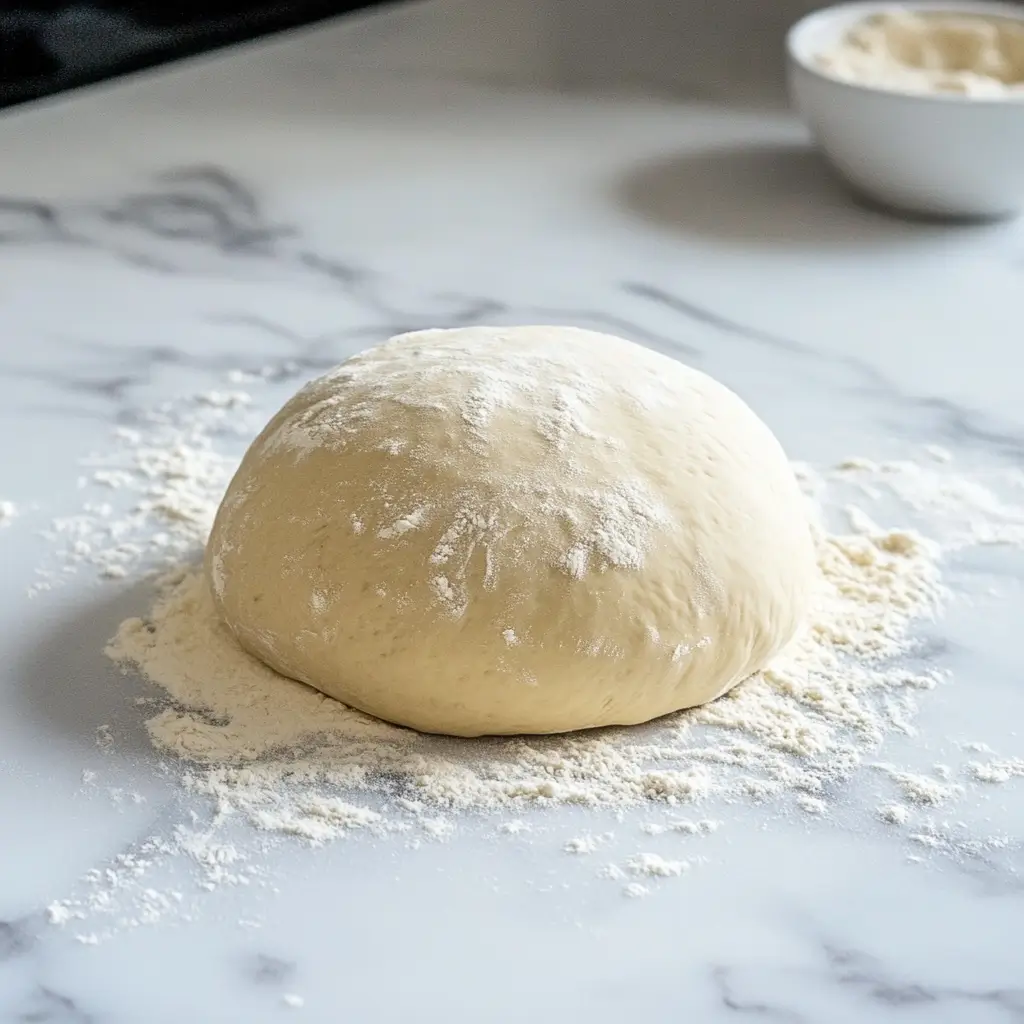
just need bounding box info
[786,0,1024,106]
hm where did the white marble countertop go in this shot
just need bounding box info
[2,3,1023,1021]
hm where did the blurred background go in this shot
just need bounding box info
[0,1,380,108]
[11,0,1019,112]
[0,0,848,111]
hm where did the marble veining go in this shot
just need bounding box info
[1,2,1023,1022]
[712,947,1024,1021]
[624,281,1024,461]
[0,163,693,357]
[3,159,1021,466]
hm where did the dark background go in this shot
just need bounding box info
[1,1,383,109]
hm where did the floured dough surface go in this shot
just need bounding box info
[206,326,815,736]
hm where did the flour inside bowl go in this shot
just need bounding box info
[817,11,1024,97]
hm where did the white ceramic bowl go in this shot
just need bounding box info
[787,1,1024,219]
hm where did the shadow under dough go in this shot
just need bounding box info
[614,141,977,248]
[15,577,172,760]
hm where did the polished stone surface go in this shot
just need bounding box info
[1,3,1022,1021]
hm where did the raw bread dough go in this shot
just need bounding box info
[206,326,815,737]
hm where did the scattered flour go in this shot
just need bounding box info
[30,396,253,594]
[796,795,828,815]
[878,803,912,826]
[498,820,531,835]
[421,817,455,840]
[623,852,690,878]
[564,832,613,855]
[45,825,259,944]
[960,741,993,754]
[46,901,83,926]
[873,766,964,806]
[0,500,16,525]
[599,853,690,897]
[639,818,719,836]
[968,758,1024,784]
[34,383,1024,935]
[835,454,1024,549]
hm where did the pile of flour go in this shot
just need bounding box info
[107,496,943,822]
[34,370,1024,929]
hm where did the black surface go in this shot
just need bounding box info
[0,2,385,109]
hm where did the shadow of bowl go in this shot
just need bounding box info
[615,141,978,249]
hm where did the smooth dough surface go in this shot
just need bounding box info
[206,326,816,737]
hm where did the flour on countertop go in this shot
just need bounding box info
[968,758,1024,783]
[796,795,828,815]
[0,500,17,525]
[599,852,690,897]
[871,765,963,806]
[835,457,1024,549]
[878,803,912,825]
[564,832,613,855]
[498,820,531,835]
[640,818,719,836]
[31,395,254,594]
[45,824,265,944]
[623,852,690,878]
[34,373,1024,936]
[622,883,650,899]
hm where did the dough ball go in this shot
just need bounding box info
[206,326,815,737]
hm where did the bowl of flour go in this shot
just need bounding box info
[787,1,1024,218]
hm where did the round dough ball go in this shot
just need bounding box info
[206,326,815,737]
